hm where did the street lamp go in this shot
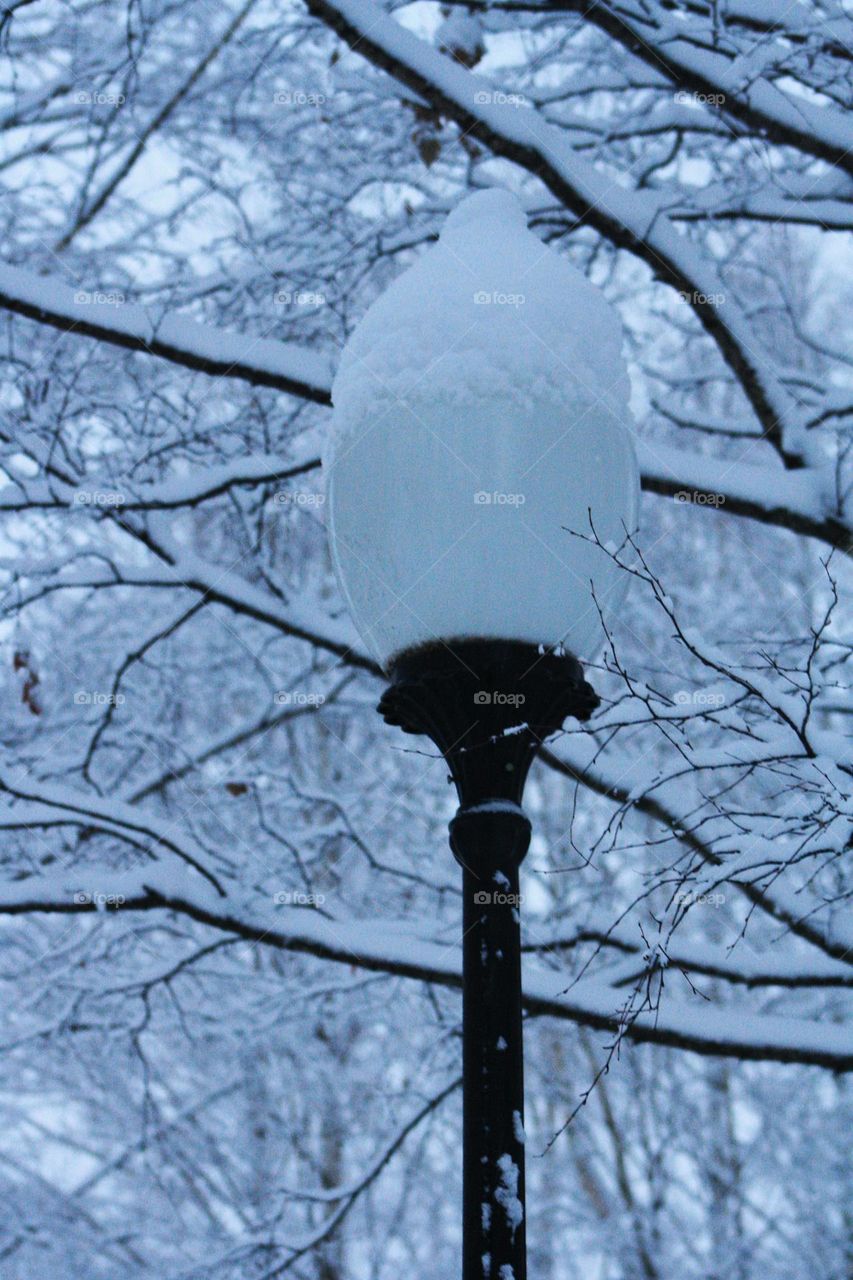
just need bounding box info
[324,188,639,1280]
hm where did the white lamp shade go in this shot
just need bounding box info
[325,189,639,669]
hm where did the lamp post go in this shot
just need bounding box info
[324,189,639,1280]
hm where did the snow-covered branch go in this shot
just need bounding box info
[0,868,849,1070]
[0,261,333,403]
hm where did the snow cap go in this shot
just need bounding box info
[325,188,639,667]
[442,187,525,234]
[329,188,631,451]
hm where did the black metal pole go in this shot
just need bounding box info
[452,807,530,1280]
[378,639,599,1280]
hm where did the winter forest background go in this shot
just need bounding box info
[0,0,851,1276]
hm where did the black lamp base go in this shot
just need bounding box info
[378,637,599,810]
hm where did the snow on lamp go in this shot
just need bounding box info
[324,187,639,671]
